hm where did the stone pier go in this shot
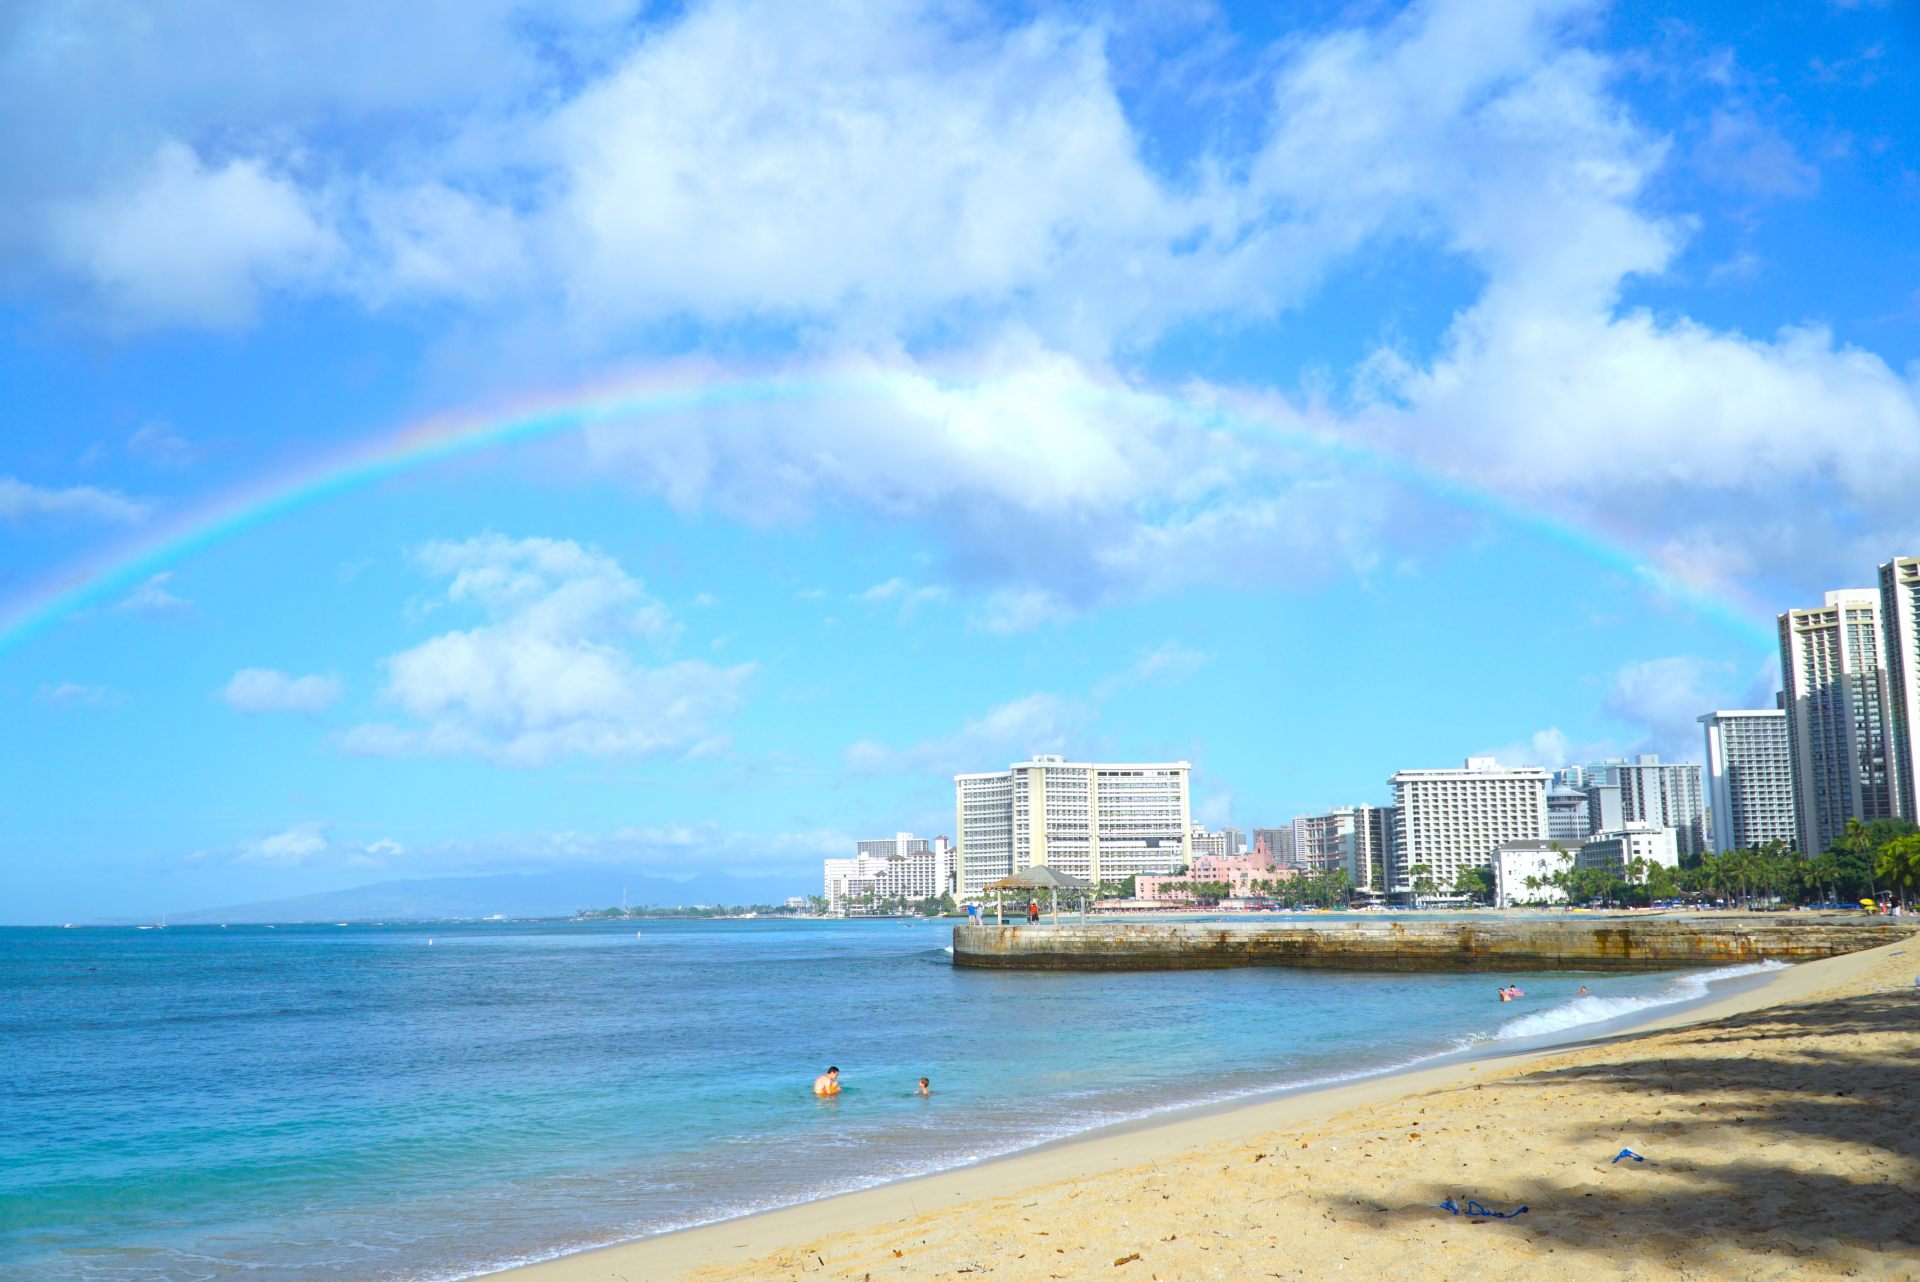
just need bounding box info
[950,915,1918,972]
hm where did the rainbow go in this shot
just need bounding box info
[0,367,1780,656]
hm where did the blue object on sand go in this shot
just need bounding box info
[1435,1198,1529,1219]
[1612,1148,1645,1164]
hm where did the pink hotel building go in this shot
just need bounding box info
[1133,853,1297,901]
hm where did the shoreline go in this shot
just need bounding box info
[483,942,1916,1282]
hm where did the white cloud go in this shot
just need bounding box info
[237,823,331,867]
[0,476,149,524]
[1481,654,1750,771]
[541,1,1193,344]
[1696,109,1819,198]
[6,0,1917,615]
[221,668,344,714]
[344,822,854,879]
[49,140,339,329]
[1193,792,1236,830]
[117,572,191,615]
[1603,655,1738,761]
[37,682,124,708]
[1472,727,1599,772]
[343,534,753,766]
[127,423,201,469]
[847,691,1085,777]
[970,586,1080,636]
[856,577,949,622]
[1094,640,1213,700]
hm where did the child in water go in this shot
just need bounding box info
[915,1077,931,1097]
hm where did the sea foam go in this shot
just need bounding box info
[1491,961,1785,1041]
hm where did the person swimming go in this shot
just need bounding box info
[914,1077,931,1097]
[1577,985,1589,996]
[813,1066,841,1096]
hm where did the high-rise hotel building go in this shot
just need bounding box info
[1611,755,1707,859]
[1779,589,1900,855]
[1291,805,1395,894]
[1389,757,1550,894]
[1880,556,1920,825]
[954,756,1191,897]
[1698,710,1796,854]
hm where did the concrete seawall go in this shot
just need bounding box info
[950,916,1920,973]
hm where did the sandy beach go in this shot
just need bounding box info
[490,935,1920,1282]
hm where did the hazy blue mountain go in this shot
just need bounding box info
[158,869,807,924]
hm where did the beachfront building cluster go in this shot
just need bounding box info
[953,756,1192,897]
[1290,805,1394,896]
[1491,823,1679,906]
[1761,556,1920,857]
[823,834,953,913]
[929,554,1920,908]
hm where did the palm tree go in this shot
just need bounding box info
[1874,835,1920,907]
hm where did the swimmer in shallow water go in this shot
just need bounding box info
[915,1077,931,1097]
[813,1066,841,1096]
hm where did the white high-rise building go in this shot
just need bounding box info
[954,756,1191,896]
[1190,826,1231,861]
[856,832,932,861]
[1880,556,1920,823]
[1291,805,1394,893]
[1389,757,1550,895]
[1779,589,1900,855]
[1612,755,1706,859]
[1699,710,1796,854]
[823,834,954,913]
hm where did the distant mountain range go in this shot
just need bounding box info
[158,868,807,925]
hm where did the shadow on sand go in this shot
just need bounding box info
[1343,986,1920,1274]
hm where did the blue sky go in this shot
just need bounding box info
[3,0,1917,922]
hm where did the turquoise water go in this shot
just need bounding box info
[1,919,1769,1281]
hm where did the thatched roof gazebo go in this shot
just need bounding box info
[981,866,1095,925]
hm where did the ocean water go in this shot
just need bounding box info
[0,919,1775,1282]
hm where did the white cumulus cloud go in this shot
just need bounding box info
[49,140,339,329]
[1,476,149,524]
[846,691,1086,777]
[117,572,191,616]
[343,534,753,766]
[222,668,345,714]
[237,823,331,867]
